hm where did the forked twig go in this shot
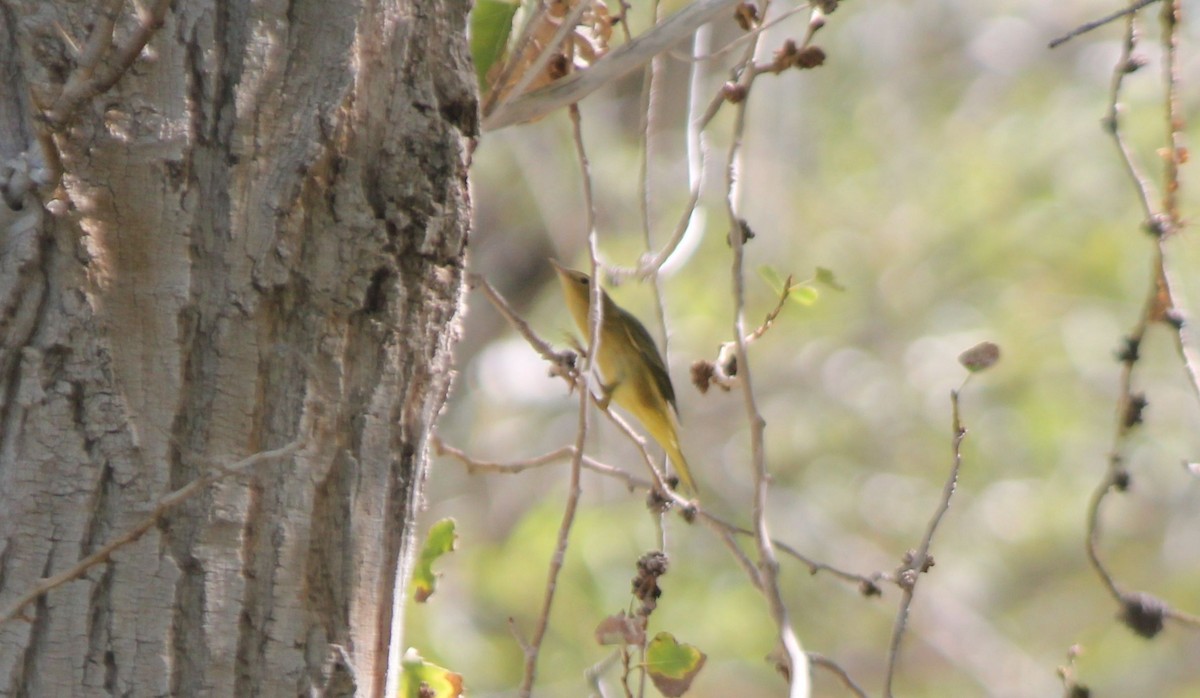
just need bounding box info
[809,653,870,698]
[1048,0,1161,48]
[1083,0,1200,635]
[721,4,833,693]
[882,389,968,697]
[438,438,885,597]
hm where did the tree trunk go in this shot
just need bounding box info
[0,1,475,695]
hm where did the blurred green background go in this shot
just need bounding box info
[410,0,1200,695]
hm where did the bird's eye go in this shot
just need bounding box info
[579,277,589,286]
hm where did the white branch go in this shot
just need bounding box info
[482,0,739,130]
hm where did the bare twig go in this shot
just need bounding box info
[1085,13,1154,607]
[1159,0,1182,224]
[1103,14,1158,222]
[1048,0,1161,48]
[1082,0,1200,634]
[517,370,589,697]
[702,513,888,593]
[517,103,602,698]
[635,0,671,350]
[434,437,649,490]
[745,274,794,344]
[0,438,304,625]
[437,437,887,597]
[469,272,574,369]
[444,431,892,602]
[612,27,717,281]
[1084,453,1127,603]
[684,274,796,395]
[44,0,172,128]
[882,389,967,698]
[721,5,832,694]
[808,653,870,698]
[697,515,765,592]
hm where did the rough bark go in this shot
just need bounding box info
[0,0,475,695]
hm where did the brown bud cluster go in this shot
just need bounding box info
[767,40,826,73]
[632,551,670,614]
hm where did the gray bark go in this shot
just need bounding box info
[0,0,475,695]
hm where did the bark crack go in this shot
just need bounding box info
[8,548,55,696]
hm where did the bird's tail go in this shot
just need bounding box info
[665,437,698,494]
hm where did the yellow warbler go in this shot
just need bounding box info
[550,260,696,492]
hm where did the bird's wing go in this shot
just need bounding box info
[617,305,678,415]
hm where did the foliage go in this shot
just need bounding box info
[413,518,458,603]
[398,649,464,698]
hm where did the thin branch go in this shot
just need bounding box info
[1084,453,1126,603]
[437,437,886,596]
[1084,13,1157,594]
[635,0,670,348]
[518,370,589,697]
[434,437,649,490]
[704,513,889,593]
[517,102,602,698]
[1082,0,1200,634]
[610,47,724,284]
[469,272,573,368]
[684,267,804,395]
[1048,0,1161,48]
[808,653,870,698]
[882,389,968,698]
[1102,13,1158,222]
[44,0,172,128]
[483,0,745,130]
[619,26,717,281]
[0,438,304,625]
[1157,253,1200,406]
[1146,0,1200,632]
[1159,0,1182,224]
[744,274,794,344]
[697,515,765,592]
[722,4,831,693]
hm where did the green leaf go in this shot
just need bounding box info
[815,266,846,291]
[757,265,786,293]
[412,518,457,602]
[761,265,821,305]
[470,0,519,90]
[399,648,464,698]
[645,631,706,697]
[789,285,819,306]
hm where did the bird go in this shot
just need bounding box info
[550,259,697,493]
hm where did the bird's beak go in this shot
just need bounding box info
[549,258,570,278]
